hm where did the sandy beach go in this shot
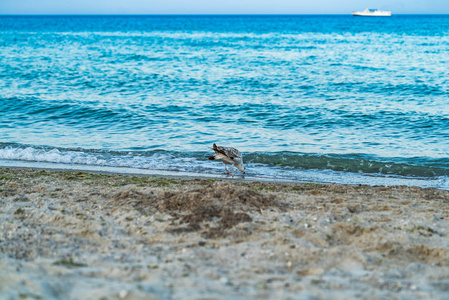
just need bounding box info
[1,167,449,299]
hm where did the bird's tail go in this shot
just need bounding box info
[207,155,216,160]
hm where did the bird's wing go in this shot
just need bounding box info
[222,147,241,160]
[213,144,241,160]
[225,147,241,159]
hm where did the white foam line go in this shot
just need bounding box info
[0,159,301,184]
[1,159,448,190]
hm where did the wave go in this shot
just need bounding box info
[246,152,449,178]
[1,144,448,179]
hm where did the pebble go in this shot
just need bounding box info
[119,290,128,298]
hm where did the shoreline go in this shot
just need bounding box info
[1,159,447,190]
[0,160,306,185]
[1,167,449,299]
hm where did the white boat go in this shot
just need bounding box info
[352,8,391,17]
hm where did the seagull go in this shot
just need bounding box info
[208,143,245,177]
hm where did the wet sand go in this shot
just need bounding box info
[1,167,449,299]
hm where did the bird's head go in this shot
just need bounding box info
[236,162,245,174]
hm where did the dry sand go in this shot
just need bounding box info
[1,167,449,299]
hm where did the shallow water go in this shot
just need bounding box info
[1,15,448,188]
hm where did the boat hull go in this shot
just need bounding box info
[352,13,391,17]
[352,9,391,17]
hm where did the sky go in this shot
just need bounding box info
[0,0,448,15]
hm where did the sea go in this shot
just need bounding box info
[1,15,449,189]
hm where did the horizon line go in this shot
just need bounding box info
[1,13,448,16]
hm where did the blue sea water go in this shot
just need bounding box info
[1,15,449,188]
